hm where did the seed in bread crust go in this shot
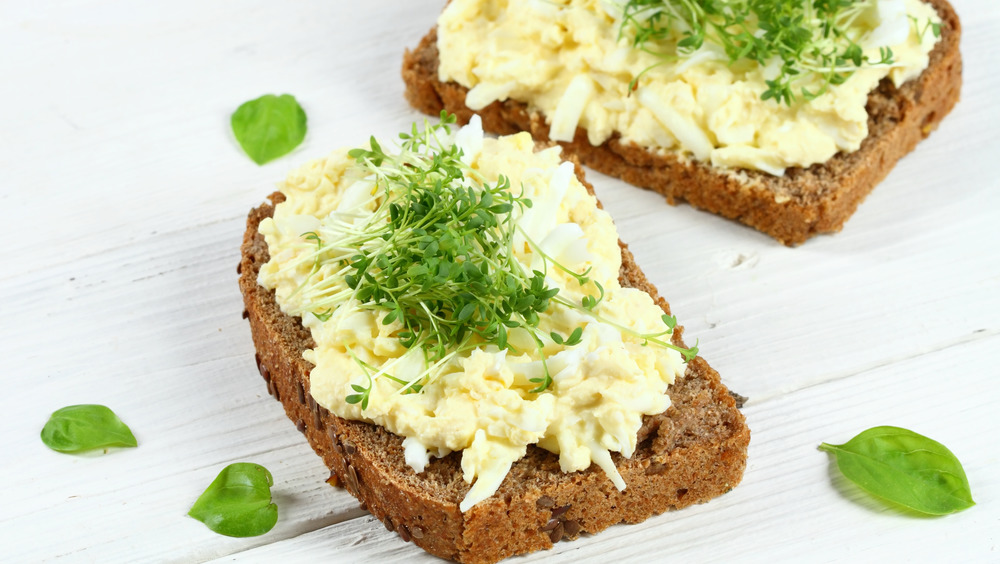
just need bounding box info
[548,521,565,543]
[398,523,412,542]
[410,525,425,539]
[646,462,666,475]
[728,390,748,408]
[254,354,270,383]
[328,427,344,456]
[267,378,281,401]
[296,381,305,404]
[563,519,581,537]
[384,516,395,532]
[347,464,360,494]
[541,518,560,532]
[344,441,357,455]
[551,505,570,520]
[536,496,555,509]
[295,418,306,433]
[242,309,249,319]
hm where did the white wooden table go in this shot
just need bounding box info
[3,1,998,562]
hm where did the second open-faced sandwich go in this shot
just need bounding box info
[403,0,962,244]
[238,115,749,563]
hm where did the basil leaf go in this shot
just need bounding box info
[40,404,137,453]
[188,463,278,537]
[820,426,975,515]
[231,94,307,165]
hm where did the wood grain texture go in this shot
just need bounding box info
[2,0,998,562]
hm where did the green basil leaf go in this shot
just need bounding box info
[231,94,307,165]
[40,404,137,453]
[820,426,975,515]
[189,463,278,537]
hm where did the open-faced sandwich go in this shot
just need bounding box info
[403,0,962,244]
[238,115,749,563]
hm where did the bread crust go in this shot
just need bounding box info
[239,169,749,562]
[401,0,962,245]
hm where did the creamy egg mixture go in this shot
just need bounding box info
[258,117,686,511]
[437,0,941,175]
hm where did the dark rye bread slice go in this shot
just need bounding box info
[402,0,962,245]
[239,179,749,562]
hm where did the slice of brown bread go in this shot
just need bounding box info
[402,0,962,245]
[239,161,750,563]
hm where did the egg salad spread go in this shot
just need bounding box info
[257,116,689,511]
[436,0,941,175]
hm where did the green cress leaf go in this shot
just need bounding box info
[820,426,975,515]
[188,463,278,537]
[231,94,307,165]
[40,404,137,453]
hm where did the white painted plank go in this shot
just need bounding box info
[0,0,443,279]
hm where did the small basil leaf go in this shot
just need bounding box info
[231,94,307,165]
[820,426,975,515]
[40,404,137,453]
[189,463,278,537]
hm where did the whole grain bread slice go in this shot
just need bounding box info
[402,0,962,245]
[239,164,750,563]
